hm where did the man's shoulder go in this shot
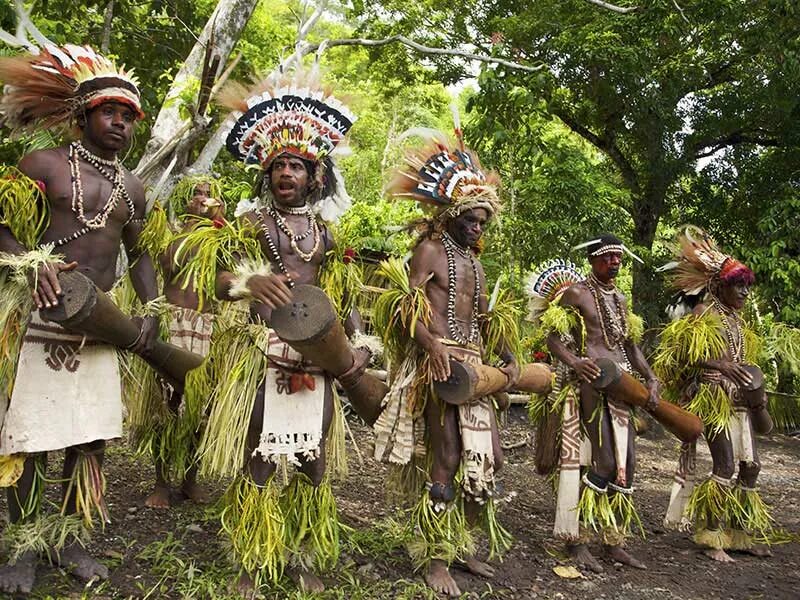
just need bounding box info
[18,147,67,178]
[413,237,444,256]
[122,167,145,201]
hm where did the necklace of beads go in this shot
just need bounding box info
[52,142,134,247]
[265,201,320,262]
[586,273,629,351]
[711,296,743,361]
[441,231,481,346]
[255,209,294,288]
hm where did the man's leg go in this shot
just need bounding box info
[286,382,335,593]
[567,385,611,572]
[733,433,771,557]
[422,397,463,597]
[235,383,279,596]
[57,440,109,582]
[604,419,645,569]
[144,444,171,508]
[0,454,45,594]
[701,428,736,562]
[462,405,505,578]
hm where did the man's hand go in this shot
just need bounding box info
[428,339,454,382]
[645,378,661,411]
[499,360,521,391]
[31,261,78,309]
[716,360,754,388]
[246,273,293,309]
[573,357,601,383]
[130,315,159,356]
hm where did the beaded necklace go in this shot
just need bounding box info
[441,231,481,346]
[711,296,744,361]
[265,200,320,262]
[255,209,294,288]
[586,273,629,351]
[52,142,135,247]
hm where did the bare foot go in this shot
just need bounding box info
[0,551,37,594]
[736,545,772,558]
[180,480,210,504]
[425,559,461,597]
[235,572,257,599]
[569,543,604,573]
[144,484,171,509]
[289,567,325,593]
[56,544,109,582]
[704,548,735,562]
[605,545,646,569]
[464,555,495,578]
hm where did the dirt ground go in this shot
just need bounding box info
[2,407,799,599]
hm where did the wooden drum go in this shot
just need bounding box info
[40,270,204,390]
[270,284,387,425]
[591,357,703,443]
[434,361,553,406]
[740,365,773,435]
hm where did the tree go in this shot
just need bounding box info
[347,0,800,323]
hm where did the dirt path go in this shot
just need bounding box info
[2,408,799,599]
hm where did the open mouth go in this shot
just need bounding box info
[277,181,295,192]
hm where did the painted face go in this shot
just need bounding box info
[269,154,311,206]
[718,281,750,311]
[589,251,622,282]
[448,207,490,248]
[81,102,136,153]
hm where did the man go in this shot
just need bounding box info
[135,176,225,509]
[0,45,158,593]
[372,128,520,597]
[657,226,774,562]
[200,65,361,594]
[538,234,656,572]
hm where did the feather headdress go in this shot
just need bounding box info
[572,233,643,264]
[0,44,143,135]
[221,61,356,223]
[388,110,501,221]
[524,259,584,323]
[657,225,754,296]
[222,62,355,169]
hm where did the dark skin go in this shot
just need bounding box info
[692,281,770,562]
[546,251,657,571]
[0,102,159,593]
[408,208,520,597]
[216,154,347,594]
[146,182,223,509]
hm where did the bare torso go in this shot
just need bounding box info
[242,207,332,322]
[16,146,144,292]
[564,280,629,364]
[410,237,486,345]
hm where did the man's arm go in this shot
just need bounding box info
[478,265,520,388]
[11,151,78,308]
[691,303,754,387]
[545,286,601,383]
[122,174,160,352]
[408,241,452,382]
[214,212,292,308]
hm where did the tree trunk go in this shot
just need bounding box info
[630,183,667,329]
[134,0,258,188]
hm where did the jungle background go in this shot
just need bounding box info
[1,0,799,598]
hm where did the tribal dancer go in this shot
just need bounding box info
[130,176,227,509]
[198,63,364,594]
[372,124,520,597]
[527,235,655,572]
[656,226,776,562]
[0,45,158,593]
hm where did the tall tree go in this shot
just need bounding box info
[349,0,800,322]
